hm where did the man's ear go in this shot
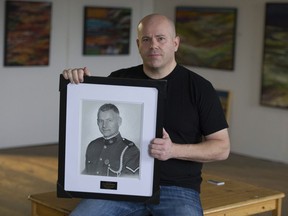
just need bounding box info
[118,117,122,126]
[174,36,180,52]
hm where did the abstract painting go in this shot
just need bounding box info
[83,7,131,55]
[4,1,52,66]
[217,89,231,122]
[260,3,288,109]
[175,7,237,70]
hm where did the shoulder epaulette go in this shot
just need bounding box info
[122,138,135,147]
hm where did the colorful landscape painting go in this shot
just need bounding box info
[83,7,131,55]
[260,3,288,109]
[175,7,237,70]
[217,90,231,121]
[4,1,51,66]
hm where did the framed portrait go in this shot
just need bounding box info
[57,75,167,203]
[175,6,237,70]
[216,89,231,122]
[260,3,288,109]
[83,6,132,55]
[4,1,52,66]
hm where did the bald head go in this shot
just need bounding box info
[137,14,176,38]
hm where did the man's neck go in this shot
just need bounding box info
[103,132,119,140]
[143,61,177,79]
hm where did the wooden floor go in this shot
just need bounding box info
[0,144,287,216]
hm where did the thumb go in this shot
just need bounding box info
[163,128,169,139]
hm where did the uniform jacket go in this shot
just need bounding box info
[84,133,140,177]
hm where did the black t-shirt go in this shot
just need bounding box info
[109,64,228,192]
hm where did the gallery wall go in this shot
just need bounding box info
[0,0,152,148]
[154,0,288,163]
[0,0,287,164]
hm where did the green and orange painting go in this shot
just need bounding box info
[83,7,131,55]
[4,1,51,66]
[175,7,237,70]
[261,3,288,109]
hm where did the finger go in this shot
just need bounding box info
[77,68,85,83]
[149,147,161,157]
[151,137,163,145]
[62,69,69,80]
[66,69,74,83]
[71,68,83,84]
[78,67,91,83]
[84,67,91,77]
[150,141,164,151]
[150,149,167,161]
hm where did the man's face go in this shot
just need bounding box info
[97,110,121,138]
[137,17,179,71]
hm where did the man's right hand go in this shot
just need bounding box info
[62,67,91,84]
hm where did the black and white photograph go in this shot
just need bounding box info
[80,101,141,178]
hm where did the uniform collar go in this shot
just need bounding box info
[103,132,121,144]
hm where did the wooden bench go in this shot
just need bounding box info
[28,174,285,216]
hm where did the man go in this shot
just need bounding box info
[83,103,140,177]
[63,13,230,216]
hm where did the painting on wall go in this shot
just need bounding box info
[260,3,288,109]
[175,7,237,70]
[216,90,231,122]
[4,1,52,66]
[83,7,132,55]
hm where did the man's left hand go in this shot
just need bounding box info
[149,128,174,161]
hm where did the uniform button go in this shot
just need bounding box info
[104,159,110,165]
[99,158,102,161]
[96,171,99,174]
[104,145,107,149]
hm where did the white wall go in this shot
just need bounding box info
[0,0,68,148]
[0,0,287,164]
[0,0,153,148]
[154,0,288,163]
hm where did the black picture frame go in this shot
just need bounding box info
[57,75,167,203]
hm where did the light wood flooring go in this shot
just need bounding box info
[0,144,287,216]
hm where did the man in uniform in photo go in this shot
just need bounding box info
[83,103,140,177]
